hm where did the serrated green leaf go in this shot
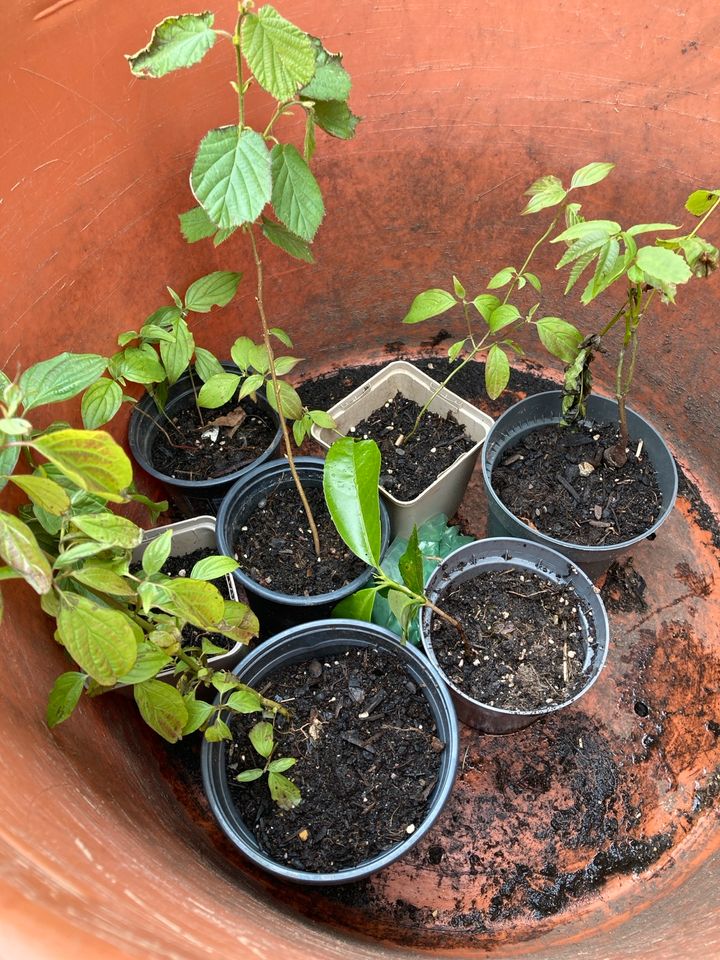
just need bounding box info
[191,126,272,230]
[159,577,225,629]
[265,380,303,421]
[270,144,324,242]
[46,672,86,728]
[141,529,173,576]
[268,756,296,774]
[204,719,232,742]
[126,13,216,78]
[0,509,52,594]
[581,238,621,303]
[117,642,171,685]
[10,475,70,515]
[487,267,515,290]
[313,100,360,140]
[403,289,457,324]
[536,317,583,363]
[569,161,615,189]
[190,555,238,580]
[262,218,314,263]
[227,689,263,714]
[117,347,165,385]
[522,175,567,215]
[178,206,218,243]
[487,304,520,333]
[268,771,301,810]
[552,220,621,245]
[398,526,424,595]
[160,317,194,386]
[324,437,381,567]
[625,222,679,237]
[485,344,510,400]
[194,348,224,383]
[72,514,141,549]
[134,679,188,743]
[58,593,137,685]
[332,585,377,621]
[20,354,107,412]
[182,694,215,736]
[197,373,241,409]
[472,293,501,322]
[241,5,315,100]
[184,271,242,313]
[564,248,599,294]
[301,37,351,101]
[0,444,20,493]
[685,189,720,217]
[54,541,112,569]
[556,231,609,270]
[636,246,692,286]
[249,720,274,759]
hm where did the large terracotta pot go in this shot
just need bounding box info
[3,1,720,958]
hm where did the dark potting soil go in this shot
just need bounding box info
[132,548,234,652]
[150,395,277,482]
[430,569,589,711]
[232,484,367,596]
[492,420,662,546]
[351,394,474,502]
[226,647,444,873]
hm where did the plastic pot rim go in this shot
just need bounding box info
[200,618,459,885]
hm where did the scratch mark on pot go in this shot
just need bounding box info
[18,67,122,127]
[474,171,523,202]
[73,837,93,862]
[80,177,143,232]
[33,0,80,21]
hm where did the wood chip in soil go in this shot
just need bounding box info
[492,420,661,546]
[352,394,474,502]
[232,483,367,596]
[226,647,444,873]
[430,568,591,711]
[150,395,277,482]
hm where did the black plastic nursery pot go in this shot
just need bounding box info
[201,619,459,885]
[421,537,610,734]
[128,363,282,518]
[481,391,679,580]
[216,457,391,634]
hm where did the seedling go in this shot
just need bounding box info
[127,5,359,552]
[554,186,720,465]
[401,162,615,442]
[235,719,301,810]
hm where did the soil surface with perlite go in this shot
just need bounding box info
[492,420,661,546]
[151,395,277,482]
[430,569,590,710]
[232,484,367,596]
[351,394,474,502]
[226,647,445,873]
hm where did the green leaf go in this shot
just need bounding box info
[447,340,466,363]
[268,756,296,773]
[190,555,239,580]
[194,347,224,383]
[398,526,424,595]
[0,417,31,436]
[452,275,466,299]
[309,409,335,429]
[313,100,360,140]
[126,13,216,78]
[324,437,381,567]
[134,679,188,743]
[293,418,307,447]
[301,37,351,101]
[303,107,316,163]
[522,175,567,215]
[58,593,137,685]
[191,126,272,230]
[160,317,194,386]
[388,589,418,636]
[20,354,107,412]
[485,344,510,400]
[249,343,269,375]
[685,189,720,217]
[197,373,241,409]
[270,327,293,348]
[555,231,610,270]
[117,642,171,685]
[241,5,315,100]
[268,772,302,810]
[178,206,218,243]
[184,271,243,313]
[487,267,515,290]
[262,218,314,263]
[581,238,621,303]
[332,586,377,621]
[636,246,692,286]
[270,144,324,242]
[159,577,225,628]
[70,565,135,598]
[72,514,142,549]
[402,289,457,324]
[236,767,264,782]
[274,356,302,376]
[181,695,215,736]
[81,379,123,430]
[0,509,53,593]
[564,248,599,294]
[249,720,274,759]
[230,336,254,371]
[238,373,266,401]
[524,272,542,292]
[536,317,583,363]
[227,689,263,714]
[54,541,112,569]
[10,475,70,515]
[117,347,165,385]
[472,293,501,322]
[625,222,679,237]
[141,529,173,576]
[0,444,20,493]
[487,304,520,333]
[552,220,620,244]
[204,719,232,742]
[265,380,303,421]
[46,672,86,728]
[569,161,615,189]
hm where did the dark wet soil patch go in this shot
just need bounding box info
[350,394,474,501]
[677,464,720,550]
[429,569,589,711]
[492,420,661,546]
[232,484,367,596]
[151,395,277,482]
[600,558,648,614]
[226,647,444,873]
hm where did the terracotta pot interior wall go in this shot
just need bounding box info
[2,1,720,958]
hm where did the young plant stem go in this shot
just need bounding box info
[186,365,205,426]
[233,12,245,126]
[247,227,321,556]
